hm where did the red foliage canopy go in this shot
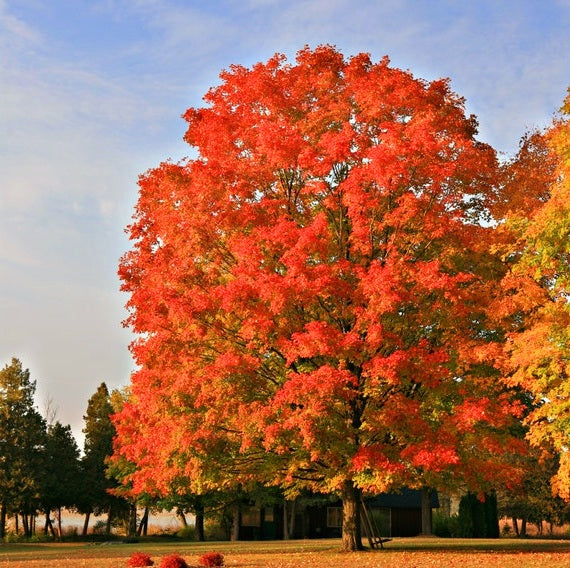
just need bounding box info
[114,46,524,505]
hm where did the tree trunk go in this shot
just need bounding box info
[106,505,112,536]
[44,511,57,539]
[283,501,289,540]
[82,511,91,536]
[57,507,63,541]
[520,517,527,537]
[283,499,296,540]
[0,503,5,538]
[421,487,433,535]
[341,480,363,552]
[137,507,149,537]
[512,517,519,536]
[231,505,240,541]
[128,503,137,537]
[177,508,188,527]
[288,499,296,538]
[195,499,205,542]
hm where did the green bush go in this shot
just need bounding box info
[92,519,108,535]
[457,492,500,538]
[3,532,46,543]
[433,512,461,538]
[176,525,195,540]
[3,532,21,543]
[204,519,229,541]
[433,512,451,537]
[176,521,227,541]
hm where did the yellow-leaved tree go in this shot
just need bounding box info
[501,90,570,500]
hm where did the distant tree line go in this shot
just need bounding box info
[1,356,569,543]
[0,357,226,541]
[0,358,126,540]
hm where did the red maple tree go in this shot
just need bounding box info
[114,46,524,550]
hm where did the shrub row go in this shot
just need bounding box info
[128,551,224,567]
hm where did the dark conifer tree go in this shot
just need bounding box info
[78,382,119,535]
[0,358,46,537]
[41,421,82,539]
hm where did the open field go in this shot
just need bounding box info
[1,538,570,568]
[1,538,570,567]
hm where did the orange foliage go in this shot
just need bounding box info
[497,89,570,500]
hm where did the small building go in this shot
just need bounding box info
[236,489,439,540]
[366,489,440,537]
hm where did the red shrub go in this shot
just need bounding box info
[159,554,188,568]
[198,552,225,567]
[127,551,154,567]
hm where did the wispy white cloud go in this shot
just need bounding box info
[116,0,569,154]
[0,0,42,47]
[0,2,140,434]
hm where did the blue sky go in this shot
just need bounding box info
[1,0,569,446]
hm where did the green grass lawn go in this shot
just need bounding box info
[0,537,569,567]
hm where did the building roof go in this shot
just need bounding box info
[367,488,440,509]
